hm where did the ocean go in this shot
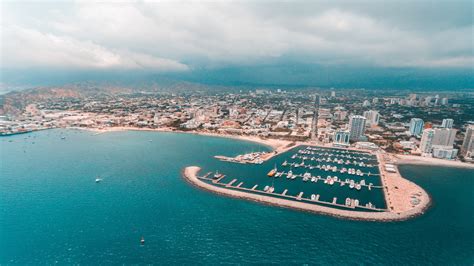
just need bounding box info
[0,129,473,264]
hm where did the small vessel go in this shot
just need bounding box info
[264,185,270,192]
[311,176,316,182]
[355,184,362,190]
[95,176,102,183]
[345,198,351,206]
[311,194,316,201]
[267,165,277,177]
[141,236,145,245]
[287,170,293,179]
[282,160,288,166]
[213,171,223,179]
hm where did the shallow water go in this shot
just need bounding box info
[1,129,473,264]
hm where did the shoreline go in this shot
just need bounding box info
[182,166,431,222]
[69,126,293,151]
[393,154,474,169]
[71,126,474,168]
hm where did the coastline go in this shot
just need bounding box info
[71,126,474,169]
[182,166,431,222]
[394,154,474,169]
[69,126,293,151]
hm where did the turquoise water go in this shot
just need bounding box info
[1,129,473,264]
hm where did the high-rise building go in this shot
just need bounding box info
[372,98,379,104]
[432,128,456,147]
[333,130,350,145]
[363,110,380,126]
[420,129,435,153]
[409,118,424,136]
[441,98,448,105]
[349,115,367,141]
[330,91,336,97]
[461,125,474,157]
[441,119,454,129]
[362,100,371,107]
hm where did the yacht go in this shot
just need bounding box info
[355,184,362,190]
[286,170,293,179]
[95,177,102,183]
[311,194,316,201]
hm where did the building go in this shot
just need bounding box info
[461,125,474,157]
[362,100,371,107]
[441,119,454,129]
[333,130,350,146]
[432,146,458,160]
[432,128,456,147]
[420,129,435,153]
[333,110,347,121]
[348,115,366,141]
[330,91,336,97]
[420,128,457,154]
[355,141,379,151]
[409,118,424,136]
[363,110,380,126]
[441,98,448,105]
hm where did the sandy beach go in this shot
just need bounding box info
[182,166,431,222]
[71,126,293,151]
[393,154,474,169]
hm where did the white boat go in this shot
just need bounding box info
[95,177,102,183]
[287,170,293,179]
[355,184,362,190]
[354,199,359,206]
[311,194,316,201]
[311,176,316,182]
[282,160,288,166]
[345,198,351,206]
[264,185,269,192]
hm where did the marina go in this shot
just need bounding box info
[194,145,388,212]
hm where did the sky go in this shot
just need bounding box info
[1,0,473,89]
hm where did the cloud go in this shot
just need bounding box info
[1,26,188,71]
[1,1,473,70]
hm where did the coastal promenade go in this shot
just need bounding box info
[183,166,431,222]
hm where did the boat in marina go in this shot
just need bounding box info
[267,164,277,177]
[311,194,316,201]
[287,170,293,179]
[311,176,316,182]
[355,184,362,190]
[345,198,351,206]
[349,180,355,189]
[282,160,288,166]
[354,199,359,206]
[213,171,223,179]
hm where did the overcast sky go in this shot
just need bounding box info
[1,0,473,87]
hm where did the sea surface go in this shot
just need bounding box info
[0,129,473,264]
